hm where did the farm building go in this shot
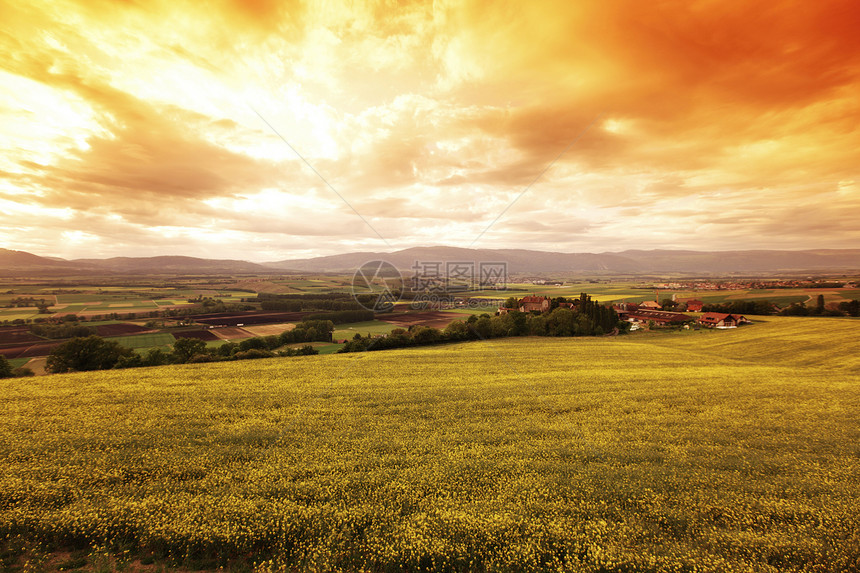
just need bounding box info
[497,295,555,315]
[698,312,750,328]
[684,299,704,312]
[625,309,693,326]
[638,300,662,310]
[518,295,551,313]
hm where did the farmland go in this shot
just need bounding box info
[332,319,396,341]
[463,281,860,307]
[0,317,858,571]
[108,332,176,350]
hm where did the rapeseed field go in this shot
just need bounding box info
[0,317,858,571]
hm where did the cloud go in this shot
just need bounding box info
[1,0,859,259]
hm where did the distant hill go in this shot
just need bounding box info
[0,250,275,276]
[3,247,860,276]
[264,247,641,273]
[0,249,88,274]
[73,256,273,275]
[266,247,860,274]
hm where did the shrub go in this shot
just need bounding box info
[46,336,134,373]
[0,355,13,378]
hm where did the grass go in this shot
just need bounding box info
[332,319,396,340]
[0,310,38,321]
[315,342,344,355]
[0,316,858,571]
[6,357,30,369]
[107,332,176,349]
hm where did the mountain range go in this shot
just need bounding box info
[3,247,860,276]
[265,247,860,274]
[0,250,272,276]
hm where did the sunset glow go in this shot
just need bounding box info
[2,0,859,260]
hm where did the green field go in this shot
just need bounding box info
[0,309,38,321]
[315,342,345,354]
[107,332,176,350]
[5,357,30,369]
[463,283,860,308]
[0,316,858,571]
[332,319,397,340]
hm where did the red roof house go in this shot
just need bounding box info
[625,309,693,326]
[698,312,749,328]
[519,295,550,313]
[684,299,704,312]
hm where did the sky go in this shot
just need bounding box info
[1,0,859,262]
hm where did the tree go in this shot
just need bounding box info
[411,325,442,344]
[0,355,13,378]
[472,316,493,339]
[500,310,528,336]
[838,299,860,317]
[816,294,825,315]
[144,348,171,366]
[546,308,575,336]
[216,342,238,358]
[504,296,519,309]
[172,337,207,363]
[46,336,134,373]
[443,320,469,341]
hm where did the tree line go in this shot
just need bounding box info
[699,300,779,315]
[340,294,624,354]
[29,322,95,339]
[779,296,860,317]
[257,293,374,312]
[691,297,860,317]
[43,320,335,374]
[0,356,34,379]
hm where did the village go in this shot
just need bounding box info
[499,295,751,330]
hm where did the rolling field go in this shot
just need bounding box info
[0,317,858,571]
[463,283,860,308]
[5,357,30,369]
[332,319,396,341]
[107,332,176,350]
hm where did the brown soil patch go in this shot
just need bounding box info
[0,327,41,345]
[194,311,311,326]
[22,357,47,375]
[93,323,152,336]
[380,311,461,329]
[242,323,296,337]
[173,329,220,341]
[210,326,255,340]
[0,341,62,359]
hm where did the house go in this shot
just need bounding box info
[684,299,704,312]
[698,312,750,328]
[519,295,550,313]
[625,309,693,326]
[638,300,661,310]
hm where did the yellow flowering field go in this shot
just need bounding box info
[0,317,858,571]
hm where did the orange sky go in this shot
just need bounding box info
[1,0,859,261]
